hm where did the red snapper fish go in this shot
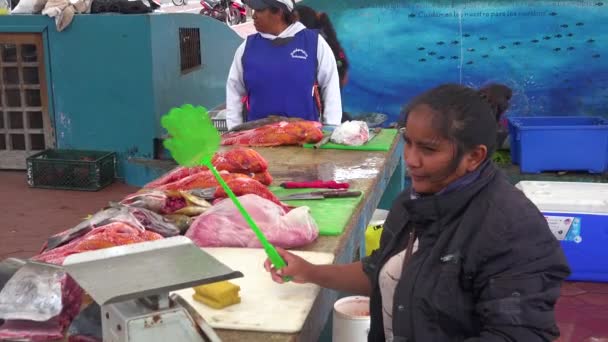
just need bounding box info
[221,121,324,147]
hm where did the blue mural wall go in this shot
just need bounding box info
[150,14,243,137]
[302,0,608,126]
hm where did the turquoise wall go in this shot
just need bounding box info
[0,14,242,182]
[0,15,155,161]
[150,14,242,137]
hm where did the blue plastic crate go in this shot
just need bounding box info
[508,116,608,173]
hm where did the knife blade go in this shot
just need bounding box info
[279,190,362,201]
[313,134,331,149]
[367,127,382,143]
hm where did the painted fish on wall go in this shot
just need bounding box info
[301,0,608,126]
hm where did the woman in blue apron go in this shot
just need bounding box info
[225,0,342,129]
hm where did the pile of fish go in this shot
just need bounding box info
[214,176,290,212]
[121,189,212,216]
[0,146,322,340]
[0,223,162,340]
[35,222,164,265]
[226,115,303,133]
[144,148,274,191]
[142,148,287,210]
[221,120,324,147]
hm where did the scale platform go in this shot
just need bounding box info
[63,236,243,305]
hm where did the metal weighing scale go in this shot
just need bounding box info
[62,236,243,342]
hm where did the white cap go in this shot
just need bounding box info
[244,0,294,12]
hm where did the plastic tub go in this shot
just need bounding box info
[508,116,608,173]
[332,296,370,342]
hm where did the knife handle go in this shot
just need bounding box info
[323,190,362,198]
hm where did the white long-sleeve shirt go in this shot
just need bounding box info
[225,22,343,129]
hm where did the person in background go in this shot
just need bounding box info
[295,4,352,123]
[225,0,342,130]
[264,83,570,341]
[479,83,512,122]
[295,5,349,88]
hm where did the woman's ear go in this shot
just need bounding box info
[463,145,488,172]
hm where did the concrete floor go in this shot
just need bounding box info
[0,171,138,260]
[0,170,607,341]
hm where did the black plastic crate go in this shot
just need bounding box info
[26,149,116,191]
[213,119,228,134]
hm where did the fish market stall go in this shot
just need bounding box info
[0,118,404,341]
[209,133,404,341]
[157,124,404,341]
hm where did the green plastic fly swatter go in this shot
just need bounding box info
[161,104,289,279]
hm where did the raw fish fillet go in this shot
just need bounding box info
[221,121,324,147]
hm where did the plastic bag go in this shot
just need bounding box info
[331,121,370,146]
[0,258,26,293]
[364,209,388,257]
[40,205,144,252]
[0,274,83,341]
[120,189,212,216]
[41,205,175,253]
[0,262,63,321]
[186,194,318,248]
[127,205,181,237]
[35,222,164,265]
[211,148,268,173]
[66,302,102,342]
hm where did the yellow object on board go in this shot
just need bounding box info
[192,280,241,309]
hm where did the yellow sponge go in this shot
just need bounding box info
[192,281,241,309]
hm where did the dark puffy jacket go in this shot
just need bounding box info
[362,163,570,342]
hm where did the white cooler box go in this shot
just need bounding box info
[516,181,608,282]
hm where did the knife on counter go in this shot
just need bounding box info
[367,127,382,142]
[279,190,362,201]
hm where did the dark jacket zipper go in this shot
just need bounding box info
[405,228,430,342]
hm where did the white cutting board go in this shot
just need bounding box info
[172,247,335,333]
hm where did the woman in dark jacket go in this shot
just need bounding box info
[265,83,570,341]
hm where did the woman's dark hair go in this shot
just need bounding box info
[479,83,512,122]
[295,5,349,82]
[404,83,513,162]
[270,3,297,25]
[295,4,317,28]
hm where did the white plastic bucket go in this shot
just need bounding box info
[332,296,371,342]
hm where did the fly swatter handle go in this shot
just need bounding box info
[203,158,291,282]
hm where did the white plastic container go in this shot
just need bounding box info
[332,296,371,342]
[516,181,608,282]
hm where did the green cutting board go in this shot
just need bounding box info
[302,129,398,151]
[271,186,363,236]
